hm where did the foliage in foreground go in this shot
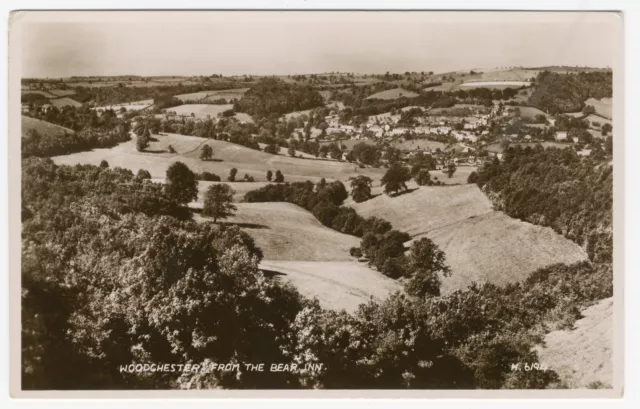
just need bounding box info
[22,160,612,390]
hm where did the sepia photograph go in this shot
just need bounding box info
[8,9,624,398]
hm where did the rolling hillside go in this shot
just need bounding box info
[259,260,401,313]
[535,297,613,388]
[193,201,399,312]
[366,87,419,100]
[21,116,75,139]
[351,184,588,293]
[51,132,385,183]
[426,211,588,293]
[351,184,493,236]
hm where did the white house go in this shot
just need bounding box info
[556,131,568,141]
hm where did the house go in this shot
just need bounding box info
[484,144,504,160]
[555,131,568,141]
[21,103,30,113]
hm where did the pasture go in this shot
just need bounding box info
[366,88,419,100]
[168,104,234,119]
[22,115,75,138]
[50,131,386,184]
[217,202,360,261]
[21,90,57,99]
[585,97,612,119]
[426,211,588,293]
[174,88,249,102]
[514,105,550,119]
[47,89,77,97]
[391,139,447,152]
[351,184,587,293]
[49,97,83,108]
[351,184,493,236]
[257,143,317,159]
[535,297,613,388]
[259,260,401,313]
[93,99,154,112]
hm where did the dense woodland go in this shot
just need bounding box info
[528,71,612,114]
[73,81,252,106]
[233,79,325,118]
[476,146,613,263]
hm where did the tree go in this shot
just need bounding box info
[99,160,109,168]
[228,168,238,182]
[467,171,478,184]
[200,144,213,161]
[136,129,151,152]
[601,123,612,136]
[168,145,176,153]
[266,170,273,182]
[288,145,296,157]
[136,169,151,180]
[274,170,284,183]
[264,144,278,154]
[445,162,457,178]
[349,176,373,203]
[415,169,431,186]
[381,164,411,195]
[404,238,451,297]
[202,184,237,223]
[165,161,198,204]
[582,105,596,115]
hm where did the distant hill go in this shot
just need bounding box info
[366,87,419,100]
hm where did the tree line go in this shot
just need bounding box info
[475,145,613,263]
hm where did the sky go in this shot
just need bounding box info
[18,11,620,78]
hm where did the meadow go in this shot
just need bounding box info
[174,87,249,102]
[535,297,613,388]
[366,87,419,100]
[51,131,386,183]
[585,97,612,119]
[168,104,234,119]
[258,260,401,313]
[351,184,587,293]
[21,115,74,138]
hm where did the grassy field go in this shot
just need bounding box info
[585,97,612,119]
[174,88,249,102]
[257,143,317,159]
[514,105,550,119]
[535,297,613,388]
[351,184,493,236]
[319,138,377,150]
[584,114,612,127]
[208,202,360,261]
[51,131,386,183]
[366,88,419,100]
[283,108,314,120]
[47,89,77,97]
[21,116,74,139]
[259,260,401,313]
[21,90,57,98]
[350,184,587,293]
[93,99,154,112]
[426,211,588,293]
[168,104,234,119]
[49,97,83,108]
[391,139,447,151]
